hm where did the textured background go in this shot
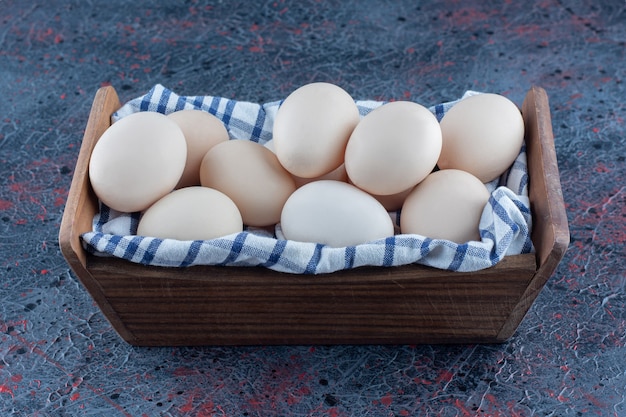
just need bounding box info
[1,0,625,416]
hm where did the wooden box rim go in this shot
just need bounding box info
[59,86,569,346]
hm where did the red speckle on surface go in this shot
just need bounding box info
[0,199,13,210]
[70,392,80,401]
[327,407,341,417]
[453,398,474,417]
[441,8,495,26]
[173,367,199,377]
[0,384,14,398]
[435,369,454,384]
[380,393,393,407]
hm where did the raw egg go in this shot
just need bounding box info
[89,111,187,213]
[280,180,394,247]
[199,139,296,227]
[400,169,490,243]
[137,186,243,240]
[345,101,442,196]
[167,109,229,188]
[272,82,360,178]
[438,93,525,183]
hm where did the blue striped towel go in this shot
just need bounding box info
[81,84,534,274]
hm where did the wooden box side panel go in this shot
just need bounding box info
[58,87,138,343]
[88,255,536,346]
[497,86,570,340]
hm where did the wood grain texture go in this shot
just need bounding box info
[496,86,570,340]
[58,86,137,343]
[59,86,568,346]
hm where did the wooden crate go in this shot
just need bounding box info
[59,86,569,346]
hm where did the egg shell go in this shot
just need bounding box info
[369,186,414,212]
[438,93,525,183]
[292,164,348,188]
[400,169,490,244]
[137,186,243,241]
[345,101,442,196]
[273,82,360,178]
[167,109,229,188]
[265,139,348,187]
[280,180,395,247]
[89,111,187,213]
[199,139,296,227]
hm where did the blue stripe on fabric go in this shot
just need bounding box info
[124,236,142,259]
[174,95,188,111]
[222,99,236,127]
[491,196,512,224]
[435,104,445,121]
[88,232,104,251]
[448,243,467,270]
[129,212,141,235]
[522,236,534,254]
[420,238,432,257]
[304,244,324,274]
[344,246,356,269]
[514,198,531,216]
[517,173,529,195]
[139,87,155,111]
[156,88,171,114]
[180,240,203,267]
[140,239,162,264]
[250,108,266,143]
[82,234,97,254]
[193,95,204,109]
[95,204,111,230]
[489,246,501,264]
[219,232,247,265]
[383,236,395,266]
[480,228,496,243]
[261,239,287,268]
[105,234,122,255]
[208,96,220,116]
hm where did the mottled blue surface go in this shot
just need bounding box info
[1,1,624,416]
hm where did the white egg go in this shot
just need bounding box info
[280,180,394,247]
[89,111,187,213]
